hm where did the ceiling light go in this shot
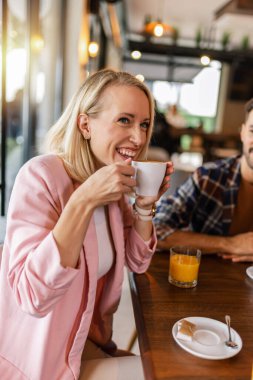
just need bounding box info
[200,55,210,66]
[131,50,142,60]
[153,23,164,37]
[144,19,173,38]
[136,74,145,82]
[88,41,99,58]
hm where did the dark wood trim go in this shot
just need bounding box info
[123,55,203,69]
[128,39,253,64]
[215,0,253,19]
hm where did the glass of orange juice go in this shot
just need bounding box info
[169,246,201,288]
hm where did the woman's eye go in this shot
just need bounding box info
[141,122,150,130]
[118,117,130,125]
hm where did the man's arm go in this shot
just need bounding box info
[157,230,253,261]
[157,230,226,253]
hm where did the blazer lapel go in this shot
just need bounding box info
[82,216,99,305]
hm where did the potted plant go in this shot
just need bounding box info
[172,27,180,45]
[144,15,152,37]
[221,31,230,50]
[195,28,202,48]
[241,35,250,50]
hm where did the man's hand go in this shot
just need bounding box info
[221,232,253,262]
[221,253,253,262]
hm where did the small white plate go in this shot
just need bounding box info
[172,317,242,360]
[246,266,253,280]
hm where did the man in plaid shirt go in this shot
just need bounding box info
[154,98,253,262]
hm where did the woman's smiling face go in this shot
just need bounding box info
[85,84,151,167]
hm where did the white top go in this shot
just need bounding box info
[94,206,115,279]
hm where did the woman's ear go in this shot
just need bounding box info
[77,113,90,139]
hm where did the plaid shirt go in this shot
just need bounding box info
[154,156,241,240]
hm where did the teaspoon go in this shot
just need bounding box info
[225,315,238,349]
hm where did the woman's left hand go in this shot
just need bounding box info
[135,161,174,209]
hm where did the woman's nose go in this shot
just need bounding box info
[129,126,143,146]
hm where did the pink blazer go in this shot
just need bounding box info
[0,154,156,380]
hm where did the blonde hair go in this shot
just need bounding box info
[45,68,155,182]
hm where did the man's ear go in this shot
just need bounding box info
[77,113,90,139]
[240,123,245,143]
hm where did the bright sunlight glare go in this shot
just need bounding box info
[180,67,221,117]
[6,48,27,101]
[153,66,221,117]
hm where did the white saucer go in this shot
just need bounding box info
[246,266,253,280]
[172,317,242,360]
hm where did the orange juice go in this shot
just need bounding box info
[170,254,200,282]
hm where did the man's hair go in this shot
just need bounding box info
[45,69,154,183]
[245,98,253,121]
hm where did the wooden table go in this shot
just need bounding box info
[129,252,253,380]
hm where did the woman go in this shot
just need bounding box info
[0,69,172,379]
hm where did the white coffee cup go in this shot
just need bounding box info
[132,161,167,196]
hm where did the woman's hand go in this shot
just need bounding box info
[135,161,174,209]
[54,158,136,268]
[77,158,136,209]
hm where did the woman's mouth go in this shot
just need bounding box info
[116,147,137,160]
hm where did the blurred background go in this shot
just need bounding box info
[1,0,253,216]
